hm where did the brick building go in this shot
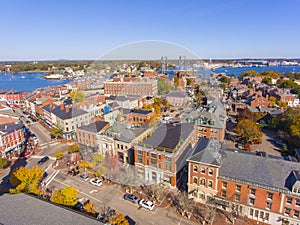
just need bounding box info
[187,138,300,225]
[117,108,154,125]
[134,123,196,187]
[183,101,226,142]
[76,121,110,151]
[104,77,157,96]
[0,122,25,157]
[166,91,191,107]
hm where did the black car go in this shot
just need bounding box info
[38,156,49,165]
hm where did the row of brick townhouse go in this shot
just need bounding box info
[104,77,158,97]
[0,122,25,157]
[187,138,300,225]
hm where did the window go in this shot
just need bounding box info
[250,188,256,195]
[201,167,205,174]
[235,194,240,202]
[254,210,259,217]
[267,192,273,200]
[266,202,272,210]
[200,178,206,186]
[193,165,198,173]
[208,168,213,176]
[192,190,198,198]
[236,185,241,192]
[249,208,254,216]
[166,157,172,172]
[249,198,255,205]
[137,150,143,163]
[208,180,213,188]
[294,210,299,218]
[287,197,293,205]
[260,211,264,219]
[193,177,198,184]
[296,199,300,207]
[222,182,227,189]
[265,212,269,221]
[221,190,226,198]
[285,208,291,216]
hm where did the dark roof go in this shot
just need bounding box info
[0,122,24,134]
[78,121,109,133]
[52,105,88,120]
[0,194,102,225]
[131,109,152,115]
[293,170,300,181]
[141,123,194,150]
[219,149,300,191]
[167,91,187,98]
[188,139,223,167]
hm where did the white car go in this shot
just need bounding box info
[139,199,155,211]
[89,178,102,187]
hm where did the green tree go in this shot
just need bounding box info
[174,76,179,87]
[269,96,276,107]
[279,80,298,89]
[109,213,129,225]
[290,114,300,137]
[67,144,80,153]
[262,76,272,84]
[260,70,280,79]
[51,186,78,207]
[55,151,64,160]
[70,90,85,102]
[0,158,9,169]
[157,78,172,94]
[186,78,192,85]
[219,83,227,92]
[50,123,63,139]
[276,100,287,108]
[219,76,231,84]
[235,119,263,144]
[9,166,44,195]
[94,164,107,177]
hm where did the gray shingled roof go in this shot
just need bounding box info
[0,194,102,225]
[219,150,300,192]
[52,105,88,120]
[188,139,223,167]
[78,121,109,133]
[0,122,24,134]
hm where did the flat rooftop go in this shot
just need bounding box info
[140,123,194,153]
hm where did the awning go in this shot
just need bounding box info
[209,198,229,207]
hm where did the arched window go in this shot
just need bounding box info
[193,177,198,184]
[200,178,206,186]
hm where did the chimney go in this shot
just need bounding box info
[65,106,69,113]
[60,104,64,110]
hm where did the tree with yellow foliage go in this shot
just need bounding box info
[9,166,44,195]
[109,213,129,225]
[70,90,85,102]
[84,200,97,217]
[78,160,94,175]
[50,186,78,207]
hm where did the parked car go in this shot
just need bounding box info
[90,178,102,187]
[139,199,155,211]
[78,174,89,181]
[68,169,79,176]
[73,202,84,212]
[38,156,49,165]
[124,194,139,203]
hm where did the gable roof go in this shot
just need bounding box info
[78,121,109,133]
[52,105,88,120]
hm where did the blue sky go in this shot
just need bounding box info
[1,0,300,60]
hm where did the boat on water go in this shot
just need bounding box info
[44,74,65,80]
[21,75,25,78]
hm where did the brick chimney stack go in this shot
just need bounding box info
[60,104,64,110]
[65,106,69,113]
